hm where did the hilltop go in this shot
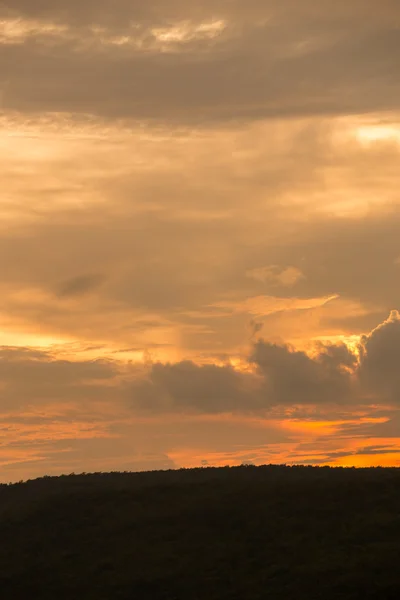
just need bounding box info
[1,465,400,599]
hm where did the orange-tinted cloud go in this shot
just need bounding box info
[1,0,400,480]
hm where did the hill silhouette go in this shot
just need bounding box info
[1,464,400,599]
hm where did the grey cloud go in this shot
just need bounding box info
[1,2,399,123]
[353,444,400,456]
[3,1,399,33]
[56,273,104,298]
[129,360,264,413]
[126,339,356,413]
[248,320,264,340]
[0,348,116,382]
[0,347,48,361]
[316,343,358,371]
[0,0,204,27]
[358,310,400,402]
[315,444,400,464]
[1,312,400,415]
[250,340,354,406]
[128,311,400,411]
[0,347,119,408]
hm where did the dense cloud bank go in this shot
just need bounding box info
[1,311,399,413]
[1,1,399,123]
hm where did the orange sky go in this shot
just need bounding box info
[1,0,400,481]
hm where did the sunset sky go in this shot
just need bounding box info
[1,0,400,481]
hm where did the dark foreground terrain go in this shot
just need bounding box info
[1,465,400,599]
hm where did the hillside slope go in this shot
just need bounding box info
[1,465,400,599]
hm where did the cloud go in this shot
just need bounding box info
[214,294,339,318]
[246,265,305,287]
[124,310,400,413]
[248,319,264,340]
[56,273,105,298]
[0,347,119,408]
[249,209,400,314]
[0,332,355,415]
[1,311,400,479]
[358,310,400,402]
[129,360,264,413]
[125,338,356,414]
[1,111,399,359]
[1,1,400,479]
[0,1,399,123]
[249,340,354,406]
[1,306,400,416]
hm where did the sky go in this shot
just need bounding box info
[1,0,400,481]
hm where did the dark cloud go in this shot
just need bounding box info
[249,340,354,406]
[129,360,264,413]
[0,347,116,382]
[0,0,197,27]
[314,444,400,464]
[354,444,400,456]
[0,347,119,408]
[248,320,264,340]
[0,1,399,123]
[3,1,398,38]
[316,343,358,371]
[126,311,400,412]
[126,340,356,413]
[56,273,104,298]
[1,312,400,415]
[358,310,400,403]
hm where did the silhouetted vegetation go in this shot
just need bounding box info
[1,465,400,599]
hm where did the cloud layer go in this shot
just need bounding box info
[1,1,399,123]
[2,312,400,480]
[1,1,400,479]
[1,311,399,415]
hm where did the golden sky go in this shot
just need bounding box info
[1,0,400,481]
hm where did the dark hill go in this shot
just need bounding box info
[1,465,400,599]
